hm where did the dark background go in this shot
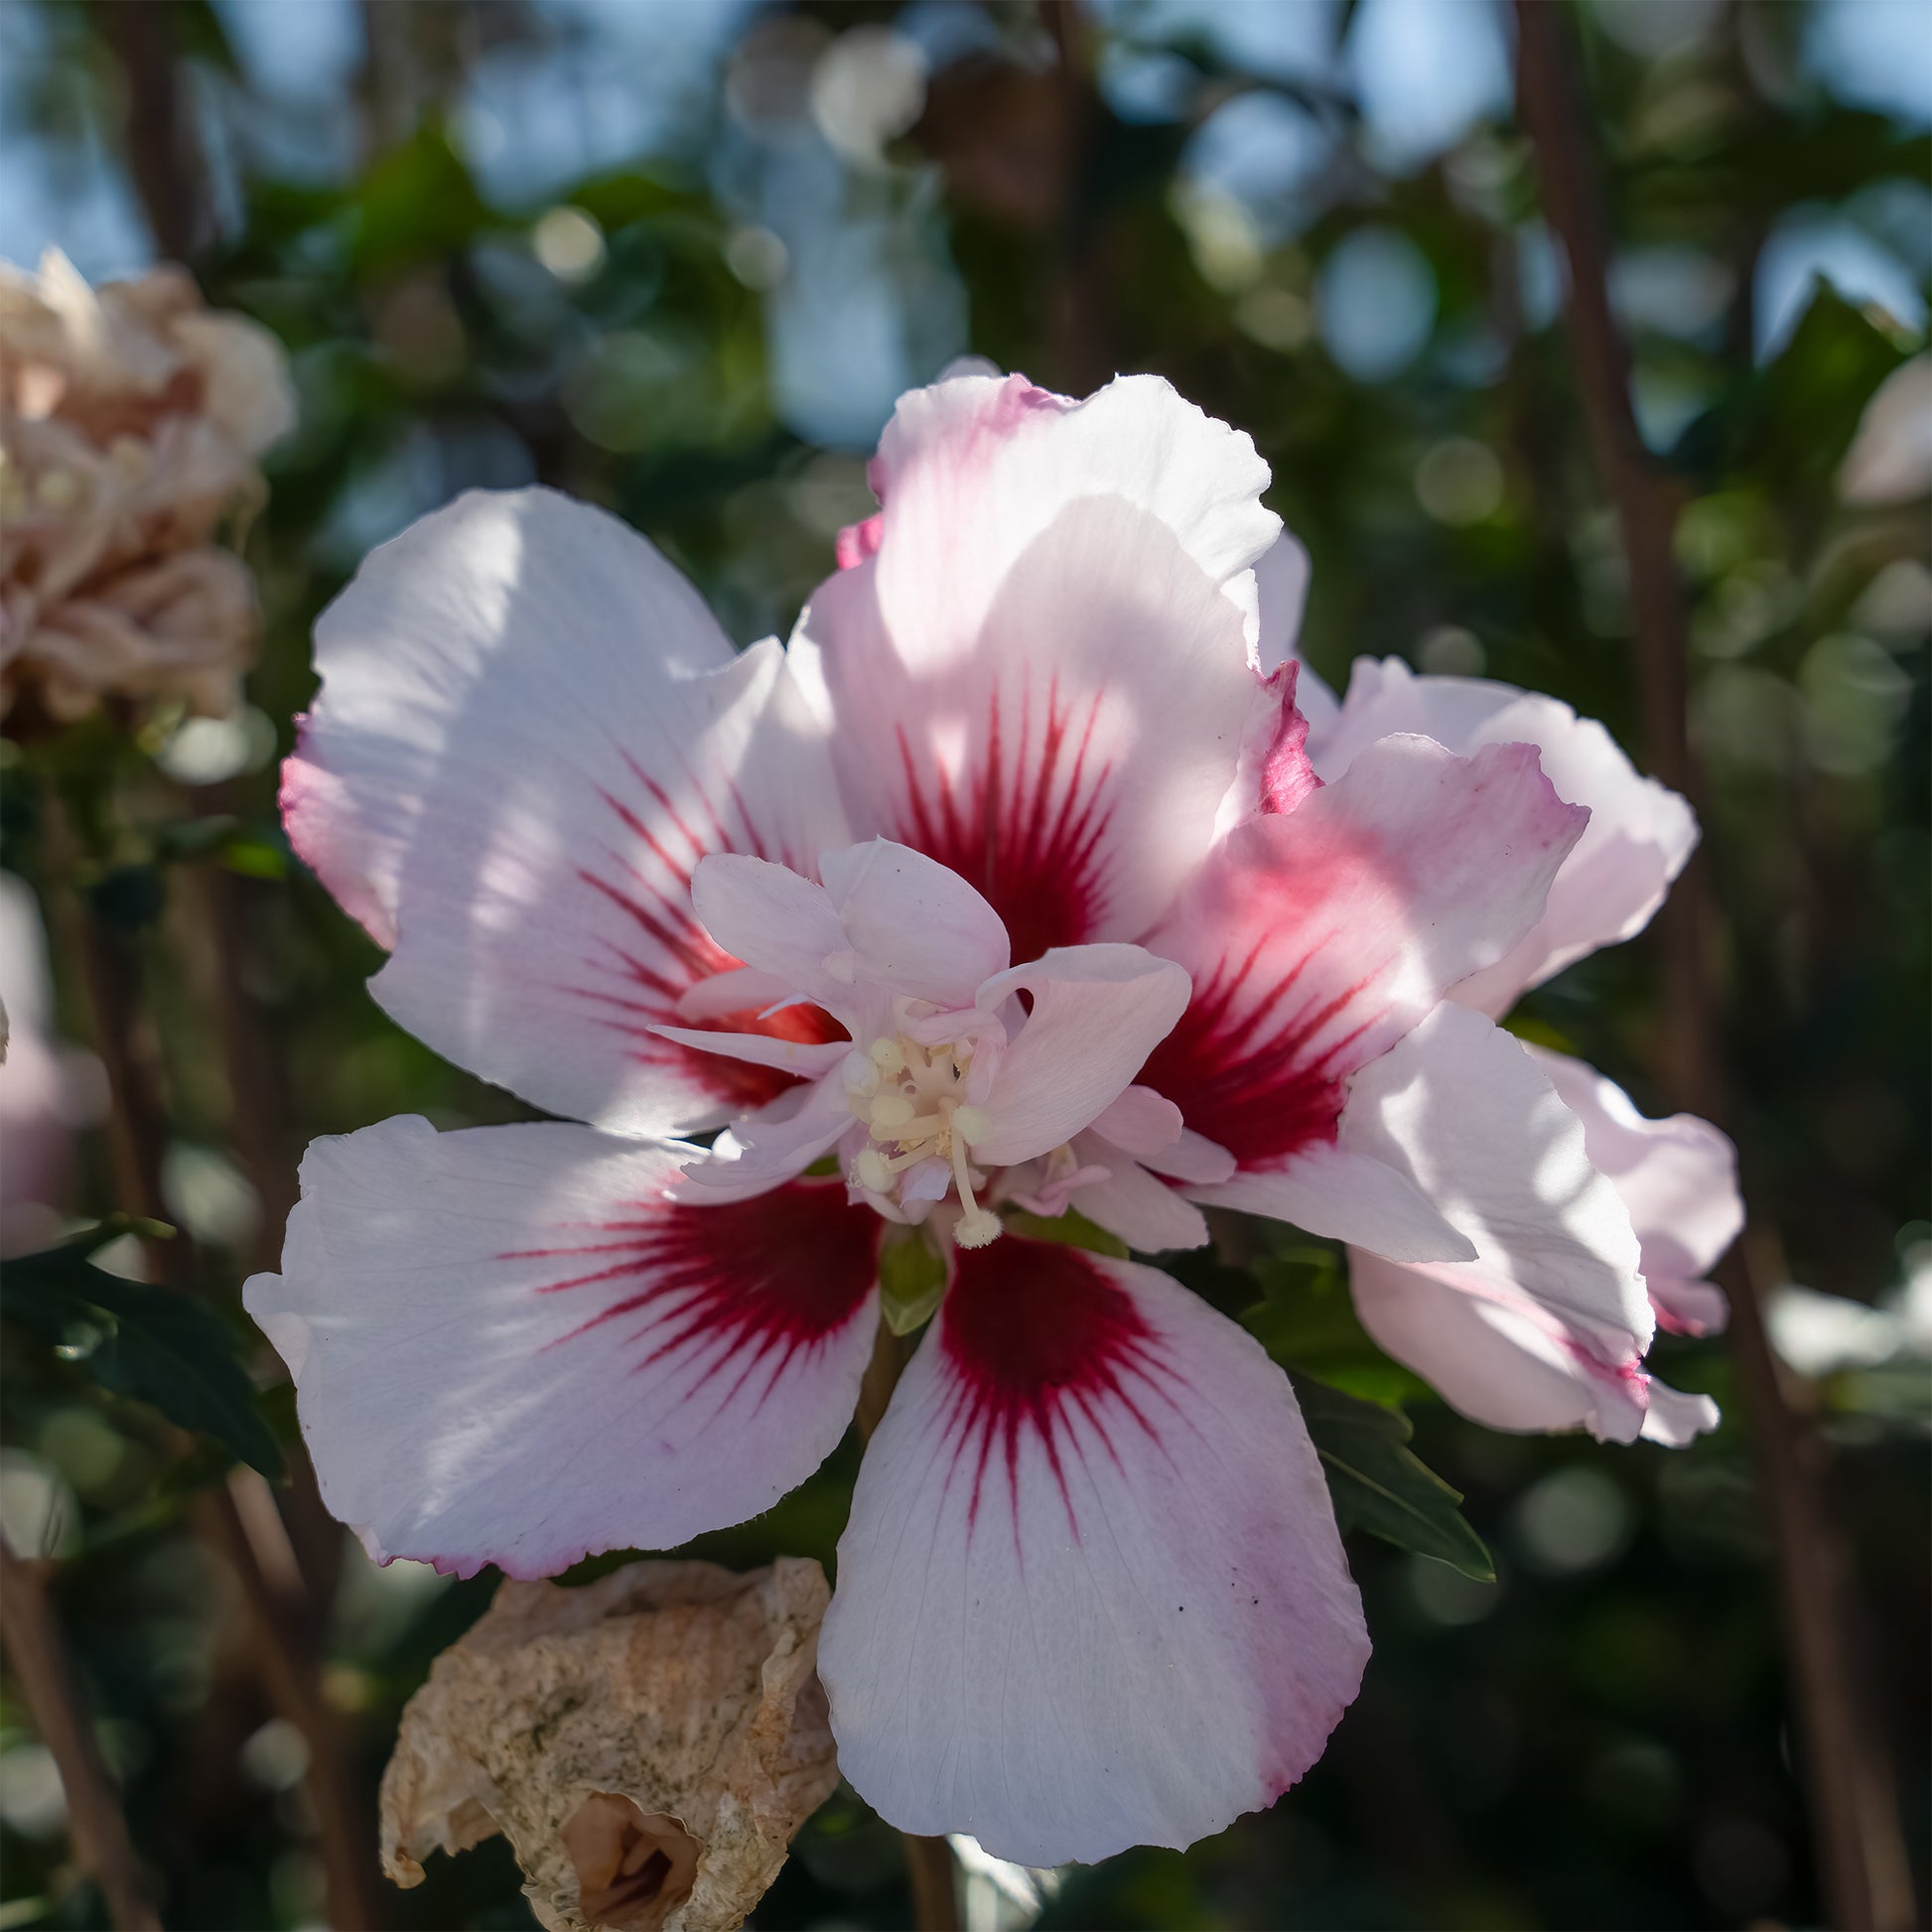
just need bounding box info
[1,2,1927,1928]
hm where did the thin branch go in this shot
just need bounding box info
[177,864,301,1269]
[53,831,390,1929]
[197,1478,391,1930]
[903,1833,963,1932]
[0,1533,162,1931]
[96,0,211,264]
[1512,7,1915,1929]
[169,855,346,1616]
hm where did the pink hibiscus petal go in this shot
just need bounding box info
[1311,656,1698,1014]
[1065,1136,1212,1252]
[858,369,1281,652]
[1141,734,1588,1205]
[646,1025,852,1078]
[1348,1248,1651,1443]
[1341,1007,1659,1442]
[1088,1083,1185,1160]
[819,1238,1367,1865]
[834,512,884,569]
[688,853,858,1015]
[968,944,1192,1167]
[674,1074,862,1202]
[796,391,1282,953]
[817,838,1011,1007]
[243,1116,880,1579]
[1199,1142,1474,1263]
[287,488,851,1136]
[1529,1044,1742,1310]
[1236,660,1328,819]
[1641,1382,1722,1446]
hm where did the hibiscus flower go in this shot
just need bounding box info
[246,370,1708,1863]
[1280,650,1742,1447]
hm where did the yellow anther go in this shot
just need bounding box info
[850,1029,1005,1237]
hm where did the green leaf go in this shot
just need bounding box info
[221,837,289,882]
[878,1232,947,1337]
[1,1219,284,1481]
[1293,1376,1494,1582]
[1003,1208,1130,1260]
[1676,284,1910,495]
[349,123,489,280]
[153,815,242,862]
[1240,1250,1431,1406]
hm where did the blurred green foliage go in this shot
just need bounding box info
[0,2,1926,1929]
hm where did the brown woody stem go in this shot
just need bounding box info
[0,1533,161,1930]
[1513,7,1915,1926]
[55,820,390,1931]
[903,1832,963,1932]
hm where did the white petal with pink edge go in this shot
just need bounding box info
[671,1075,861,1202]
[243,1116,880,1579]
[1139,735,1587,1252]
[1340,1007,1676,1443]
[1345,1008,1651,1355]
[795,490,1277,957]
[1196,1145,1475,1264]
[690,840,1008,1020]
[1530,1044,1740,1334]
[1642,1382,1722,1446]
[687,853,859,1017]
[1350,1250,1719,1448]
[1347,1249,1651,1442]
[966,945,1191,1167]
[856,370,1281,648]
[288,488,850,1136]
[818,839,1011,1006]
[1222,660,1325,831]
[1063,1137,1211,1252]
[819,1239,1368,1865]
[1311,657,1698,1013]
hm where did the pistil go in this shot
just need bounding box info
[848,1030,1003,1246]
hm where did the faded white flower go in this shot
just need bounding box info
[0,248,294,724]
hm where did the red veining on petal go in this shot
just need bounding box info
[565,779,834,1109]
[514,1183,879,1422]
[938,1241,1185,1547]
[869,372,1065,509]
[1138,939,1366,1170]
[891,679,1112,960]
